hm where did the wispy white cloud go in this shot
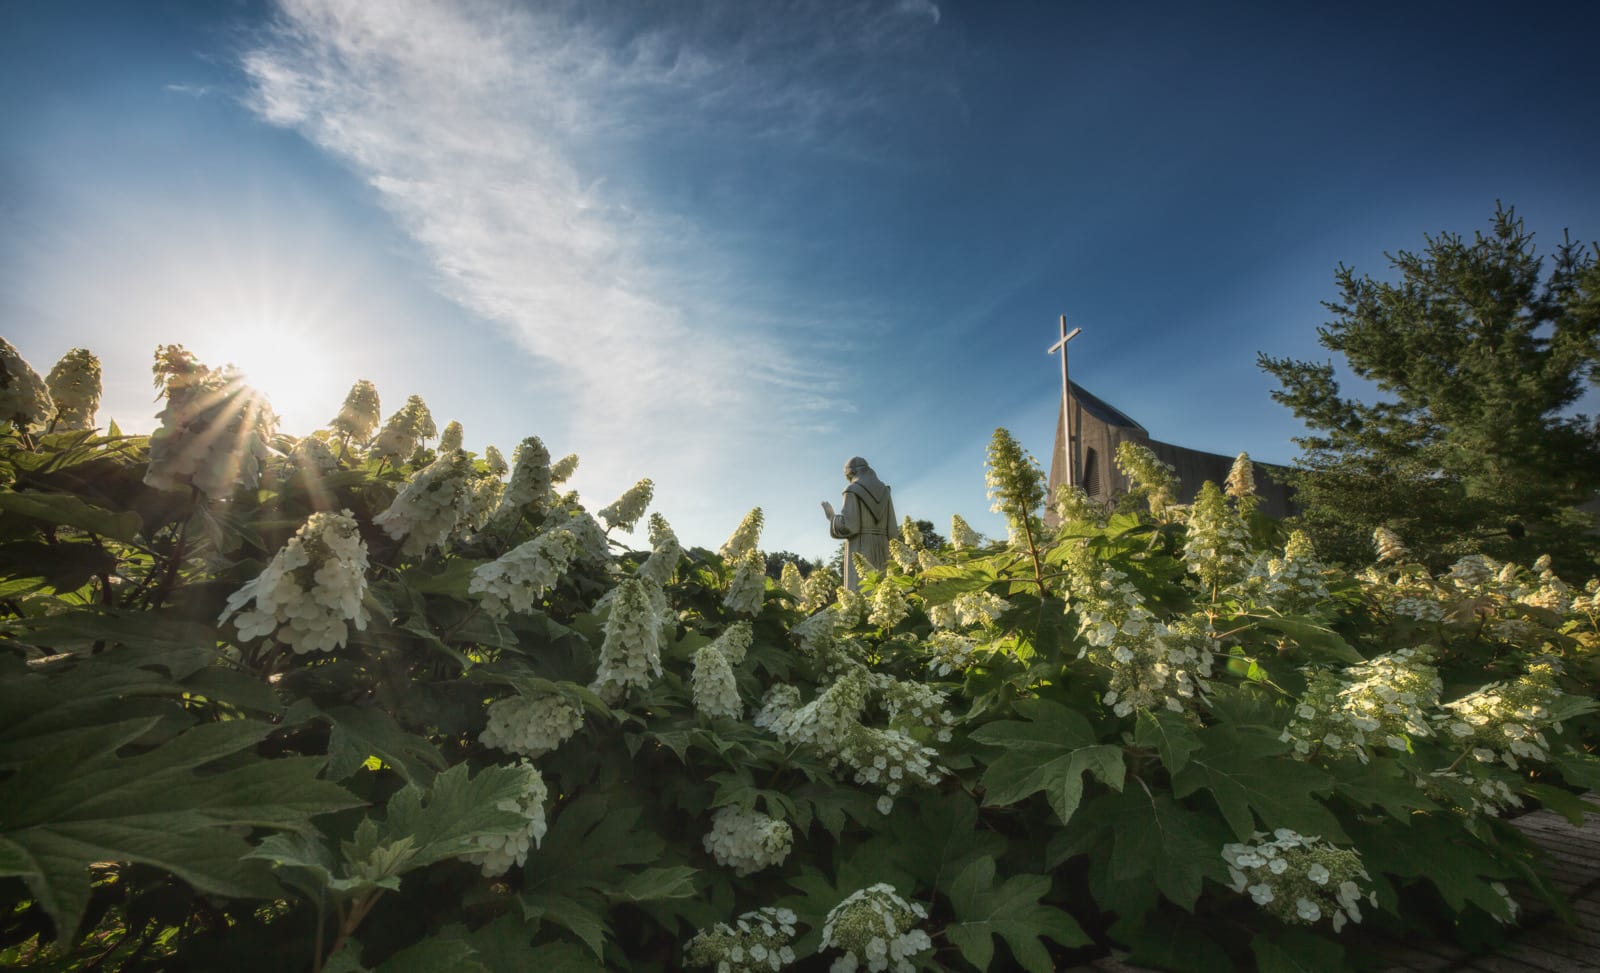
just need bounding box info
[239,0,947,549]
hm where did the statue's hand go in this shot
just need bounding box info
[820,501,836,520]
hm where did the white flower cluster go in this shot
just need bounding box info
[720,508,765,560]
[949,514,985,550]
[1053,484,1107,528]
[373,449,473,555]
[834,586,868,629]
[555,510,613,570]
[469,527,582,617]
[598,477,654,532]
[759,667,947,813]
[837,724,944,815]
[985,428,1047,542]
[1114,441,1179,518]
[330,379,381,443]
[1392,596,1446,622]
[1422,768,1523,816]
[487,437,553,532]
[916,548,949,571]
[925,631,978,676]
[145,348,275,499]
[1223,830,1373,932]
[684,907,799,973]
[480,693,584,758]
[703,806,792,876]
[759,667,872,751]
[1183,481,1252,592]
[638,513,684,586]
[1434,663,1567,769]
[1238,531,1331,615]
[778,561,805,599]
[437,419,463,453]
[1281,648,1441,761]
[1062,545,1214,717]
[694,643,743,720]
[1449,554,1497,588]
[220,509,370,654]
[462,761,549,877]
[867,581,909,629]
[888,539,919,574]
[899,517,924,549]
[591,577,666,701]
[820,884,932,973]
[462,470,505,531]
[1373,527,1407,563]
[483,445,508,475]
[0,337,54,431]
[926,590,1008,631]
[550,452,578,484]
[290,436,338,476]
[44,348,101,431]
[1224,452,1257,503]
[725,549,768,616]
[791,607,844,656]
[1097,616,1214,718]
[801,568,841,612]
[370,394,434,464]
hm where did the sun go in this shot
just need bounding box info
[193,324,341,435]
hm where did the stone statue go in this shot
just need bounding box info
[821,456,896,591]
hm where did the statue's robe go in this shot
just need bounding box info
[830,473,896,590]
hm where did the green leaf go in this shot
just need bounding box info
[1251,929,1348,973]
[1135,709,1202,775]
[1114,913,1235,973]
[1170,725,1344,841]
[283,700,446,784]
[1348,813,1514,918]
[374,937,489,973]
[0,490,144,542]
[0,718,362,941]
[974,699,1124,825]
[613,866,699,902]
[1105,788,1231,911]
[945,856,1089,973]
[890,789,1007,895]
[1252,616,1364,664]
[1329,757,1436,821]
[1520,782,1600,827]
[401,558,491,597]
[1554,751,1600,791]
[920,562,999,606]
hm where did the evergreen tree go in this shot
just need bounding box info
[1259,206,1600,572]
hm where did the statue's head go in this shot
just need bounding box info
[844,456,870,481]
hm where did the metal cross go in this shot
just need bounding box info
[1047,317,1082,488]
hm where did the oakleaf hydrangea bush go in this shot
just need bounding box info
[2,344,1598,973]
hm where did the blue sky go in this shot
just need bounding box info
[4,0,1598,558]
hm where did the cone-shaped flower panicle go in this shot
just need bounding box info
[330,380,381,443]
[598,477,654,532]
[637,512,683,586]
[370,394,434,463]
[438,419,464,453]
[692,644,742,719]
[44,348,101,431]
[949,514,984,550]
[1054,484,1105,527]
[220,509,370,653]
[1115,441,1179,516]
[145,345,276,499]
[1184,481,1252,591]
[550,452,579,484]
[480,694,584,758]
[900,516,924,549]
[469,526,583,617]
[869,579,909,628]
[489,436,553,532]
[0,337,54,432]
[720,507,765,560]
[779,560,805,599]
[1225,452,1257,501]
[724,548,768,616]
[1373,527,1407,564]
[290,435,338,475]
[985,427,1046,539]
[483,444,508,475]
[702,805,792,876]
[591,576,666,699]
[373,449,474,555]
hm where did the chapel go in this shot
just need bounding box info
[1045,381,1295,523]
